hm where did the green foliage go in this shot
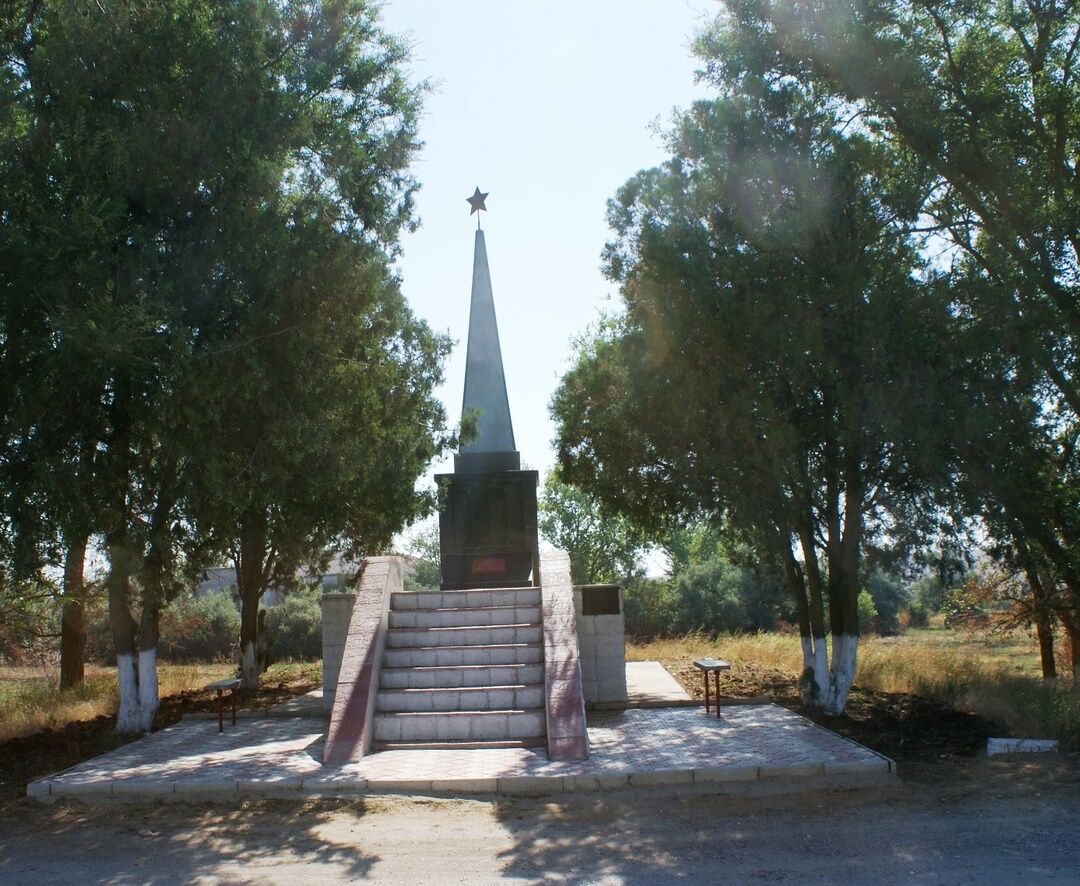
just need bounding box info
[909,573,949,615]
[672,562,753,635]
[539,472,647,585]
[0,1,451,703]
[157,592,240,663]
[0,580,59,665]
[551,22,955,712]
[402,522,441,591]
[723,0,1080,688]
[942,588,987,630]
[857,590,879,635]
[621,555,790,638]
[621,577,681,638]
[264,587,322,662]
[862,567,909,635]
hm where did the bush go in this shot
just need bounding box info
[909,572,948,614]
[942,587,988,630]
[623,559,789,638]
[264,585,322,661]
[623,577,680,637]
[900,601,929,629]
[672,560,755,634]
[863,566,908,635]
[158,591,240,662]
[857,589,879,634]
[86,590,240,663]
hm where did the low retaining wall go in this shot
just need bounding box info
[539,551,590,761]
[323,556,401,763]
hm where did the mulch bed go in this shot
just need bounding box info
[0,676,320,804]
[664,658,995,766]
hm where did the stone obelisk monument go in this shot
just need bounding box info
[436,189,540,590]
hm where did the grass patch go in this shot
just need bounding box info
[629,629,1080,748]
[0,659,325,744]
[0,662,233,743]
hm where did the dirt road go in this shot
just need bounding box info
[2,757,1079,884]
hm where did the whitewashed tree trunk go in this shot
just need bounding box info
[799,633,859,714]
[115,652,143,733]
[137,647,159,732]
[825,634,858,714]
[240,640,258,689]
[114,648,161,733]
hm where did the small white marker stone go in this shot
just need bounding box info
[987,737,1059,755]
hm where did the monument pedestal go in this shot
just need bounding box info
[436,469,540,590]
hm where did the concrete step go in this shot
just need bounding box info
[391,588,541,611]
[382,643,544,669]
[372,738,547,751]
[386,624,541,649]
[380,663,544,689]
[388,605,541,630]
[377,684,545,713]
[373,708,547,743]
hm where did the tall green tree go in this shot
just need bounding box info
[553,48,955,713]
[0,0,447,726]
[538,471,648,585]
[724,0,1080,676]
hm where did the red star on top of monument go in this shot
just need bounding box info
[467,187,488,215]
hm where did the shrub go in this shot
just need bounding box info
[623,577,680,637]
[863,566,908,634]
[857,589,879,634]
[86,591,240,663]
[942,586,987,630]
[264,585,322,661]
[900,601,929,629]
[909,572,948,614]
[623,557,791,639]
[158,591,241,662]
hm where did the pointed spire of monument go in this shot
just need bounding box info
[456,191,520,473]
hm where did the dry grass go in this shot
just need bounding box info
[0,662,234,742]
[628,628,1080,747]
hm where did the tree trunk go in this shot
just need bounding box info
[824,464,864,716]
[1063,611,1080,685]
[59,538,88,689]
[236,512,270,689]
[135,598,161,732]
[778,531,817,705]
[107,536,146,734]
[798,522,831,705]
[1016,539,1057,679]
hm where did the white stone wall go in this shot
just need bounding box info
[573,586,628,706]
[320,592,356,712]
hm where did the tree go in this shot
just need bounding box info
[723,0,1080,677]
[189,257,450,687]
[402,521,441,591]
[552,41,955,712]
[0,1,445,725]
[538,472,648,585]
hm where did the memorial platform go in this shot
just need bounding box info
[28,696,893,801]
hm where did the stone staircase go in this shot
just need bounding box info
[372,586,547,750]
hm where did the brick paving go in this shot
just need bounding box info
[28,704,892,800]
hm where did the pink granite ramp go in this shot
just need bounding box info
[323,557,400,763]
[539,551,589,761]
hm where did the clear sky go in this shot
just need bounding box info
[378,0,716,484]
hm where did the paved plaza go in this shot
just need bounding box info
[28,702,893,801]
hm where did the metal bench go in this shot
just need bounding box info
[693,658,731,718]
[206,678,241,733]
